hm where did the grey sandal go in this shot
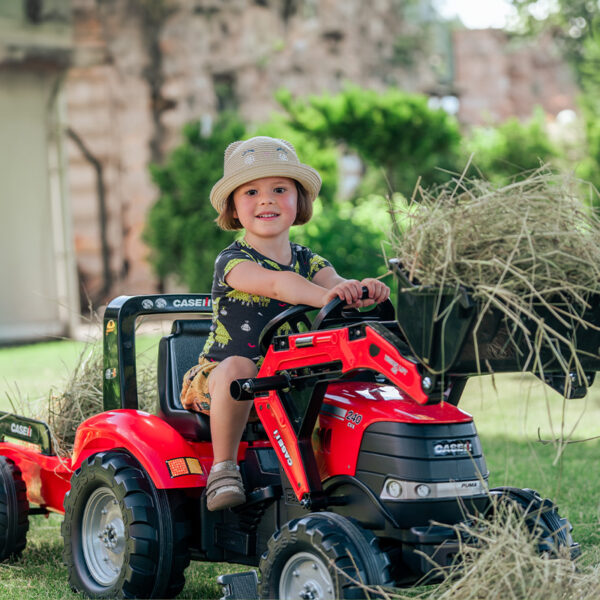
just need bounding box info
[206,461,246,511]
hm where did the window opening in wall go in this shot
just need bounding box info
[213,72,238,112]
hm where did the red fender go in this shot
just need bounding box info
[72,410,205,489]
[0,442,72,514]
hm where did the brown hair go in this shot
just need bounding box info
[215,181,313,231]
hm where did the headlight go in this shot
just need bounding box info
[385,479,402,499]
[415,484,431,498]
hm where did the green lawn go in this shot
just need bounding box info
[0,339,86,415]
[0,338,599,598]
[0,332,163,415]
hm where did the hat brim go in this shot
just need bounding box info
[210,163,322,212]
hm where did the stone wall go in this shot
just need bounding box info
[453,29,577,126]
[67,0,158,304]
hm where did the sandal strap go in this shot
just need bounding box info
[207,474,243,493]
[206,463,243,495]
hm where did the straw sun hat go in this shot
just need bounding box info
[209,136,322,213]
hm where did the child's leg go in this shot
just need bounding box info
[205,355,257,511]
[208,355,258,463]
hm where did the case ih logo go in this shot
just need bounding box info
[273,429,293,466]
[433,440,473,456]
[11,423,32,438]
[383,354,408,376]
[173,298,211,308]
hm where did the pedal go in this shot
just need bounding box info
[235,484,281,510]
[218,570,259,600]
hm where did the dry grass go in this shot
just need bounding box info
[427,503,600,600]
[345,496,599,600]
[45,322,158,457]
[389,168,600,388]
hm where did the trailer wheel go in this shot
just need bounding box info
[259,512,392,599]
[62,451,190,598]
[489,487,580,559]
[0,456,29,561]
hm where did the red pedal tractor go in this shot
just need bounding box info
[1,274,590,598]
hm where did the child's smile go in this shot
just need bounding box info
[256,211,280,220]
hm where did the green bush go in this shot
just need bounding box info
[276,85,463,197]
[290,195,392,281]
[465,110,560,183]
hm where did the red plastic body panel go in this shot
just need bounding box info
[314,381,472,479]
[255,325,467,501]
[0,442,72,513]
[0,410,274,513]
[259,326,428,403]
[72,409,272,490]
[72,410,206,489]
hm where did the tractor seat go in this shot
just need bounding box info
[157,319,212,441]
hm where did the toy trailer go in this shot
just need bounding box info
[0,278,591,599]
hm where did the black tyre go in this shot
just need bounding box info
[489,487,580,559]
[259,512,392,600]
[0,456,29,561]
[62,451,190,598]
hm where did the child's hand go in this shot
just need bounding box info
[322,279,363,307]
[357,278,390,307]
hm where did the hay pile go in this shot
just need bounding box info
[47,338,157,457]
[389,169,600,383]
[340,497,598,600]
[427,503,600,600]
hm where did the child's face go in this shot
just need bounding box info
[232,176,298,238]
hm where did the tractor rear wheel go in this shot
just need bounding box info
[489,487,580,559]
[259,512,392,599]
[62,451,190,598]
[0,456,29,561]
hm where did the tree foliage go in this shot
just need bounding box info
[290,195,392,283]
[509,0,600,76]
[276,85,463,197]
[147,83,573,292]
[465,110,559,183]
[508,0,600,198]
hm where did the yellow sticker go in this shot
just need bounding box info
[106,319,116,334]
[186,457,204,475]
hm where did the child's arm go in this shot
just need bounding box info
[226,263,389,308]
[226,262,342,307]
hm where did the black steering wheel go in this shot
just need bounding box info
[258,287,395,355]
[312,287,395,330]
[258,304,314,356]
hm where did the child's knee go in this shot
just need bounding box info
[208,356,257,394]
[223,355,258,377]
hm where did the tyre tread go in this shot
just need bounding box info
[0,456,29,561]
[62,450,190,598]
[259,512,392,599]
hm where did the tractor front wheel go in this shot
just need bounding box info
[0,456,29,561]
[62,451,190,598]
[259,512,392,599]
[489,487,580,559]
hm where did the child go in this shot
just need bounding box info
[181,136,390,511]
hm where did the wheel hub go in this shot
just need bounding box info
[279,551,335,600]
[99,523,119,549]
[299,581,320,600]
[81,486,125,586]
